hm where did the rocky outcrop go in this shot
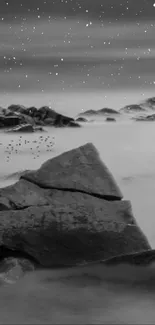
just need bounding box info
[6,124,34,133]
[120,104,146,114]
[0,143,151,267]
[106,117,116,122]
[79,108,119,117]
[133,114,155,122]
[76,117,88,122]
[0,105,80,129]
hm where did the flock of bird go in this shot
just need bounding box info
[0,135,55,163]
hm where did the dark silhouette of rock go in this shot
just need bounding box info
[120,104,146,114]
[76,117,88,122]
[0,143,151,266]
[6,124,34,133]
[79,108,119,117]
[98,108,119,115]
[134,114,155,122]
[21,143,123,199]
[8,104,26,114]
[0,115,23,128]
[106,117,116,122]
[140,97,155,111]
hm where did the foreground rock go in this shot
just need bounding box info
[0,257,35,284]
[21,143,123,199]
[0,143,151,266]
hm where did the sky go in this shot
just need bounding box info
[0,0,155,115]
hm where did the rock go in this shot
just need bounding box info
[34,126,45,132]
[120,104,146,114]
[21,143,123,199]
[0,143,151,267]
[6,124,34,133]
[0,115,22,128]
[76,117,88,122]
[79,110,98,116]
[104,249,155,266]
[0,189,150,266]
[140,97,155,111]
[79,108,119,117]
[67,121,81,128]
[134,114,155,122]
[98,108,119,115]
[0,179,52,210]
[106,117,116,122]
[8,104,26,114]
[0,257,35,284]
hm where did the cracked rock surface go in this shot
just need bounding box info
[0,143,151,267]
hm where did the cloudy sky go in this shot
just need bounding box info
[0,0,155,114]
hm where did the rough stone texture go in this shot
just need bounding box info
[0,200,150,266]
[120,104,146,114]
[104,249,155,266]
[0,116,22,128]
[0,257,35,284]
[0,143,151,267]
[21,143,123,199]
[134,114,155,122]
[76,117,88,122]
[0,179,52,210]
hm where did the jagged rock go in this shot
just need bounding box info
[79,108,119,117]
[21,143,123,199]
[0,143,151,267]
[104,249,155,266]
[6,124,34,133]
[106,117,116,122]
[0,179,52,210]
[8,104,26,114]
[76,117,88,122]
[67,121,81,128]
[0,115,22,128]
[120,104,146,114]
[134,114,155,122]
[0,189,150,266]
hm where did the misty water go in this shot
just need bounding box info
[0,121,155,248]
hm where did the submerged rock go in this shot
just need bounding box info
[0,143,151,267]
[106,117,116,122]
[79,108,119,117]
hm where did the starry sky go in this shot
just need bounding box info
[0,0,155,115]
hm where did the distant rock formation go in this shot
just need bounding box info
[133,114,155,122]
[0,143,151,267]
[120,104,146,114]
[106,117,116,122]
[78,108,119,117]
[76,117,88,122]
[0,105,80,130]
[140,97,155,111]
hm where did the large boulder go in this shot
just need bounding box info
[21,143,123,199]
[0,143,151,267]
[0,183,150,266]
